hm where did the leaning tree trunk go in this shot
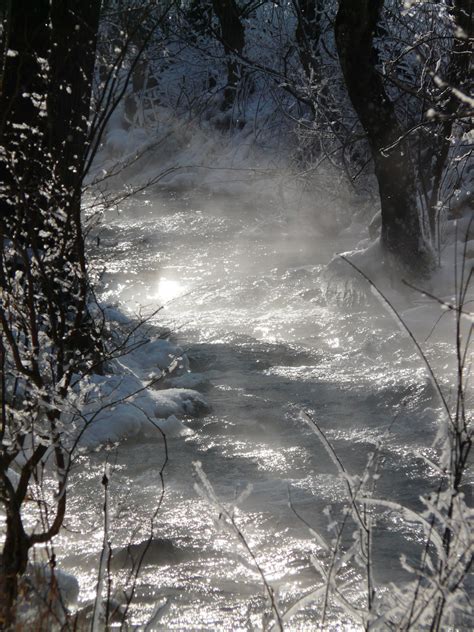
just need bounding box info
[0,502,31,627]
[48,0,102,362]
[335,0,430,271]
[0,6,51,619]
[0,1,101,626]
[294,0,323,82]
[0,0,101,356]
[212,0,245,108]
[0,0,51,254]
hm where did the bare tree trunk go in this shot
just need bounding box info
[0,0,51,244]
[49,0,101,199]
[212,0,245,108]
[187,0,213,37]
[48,0,102,359]
[294,0,323,81]
[0,2,101,626]
[0,509,30,628]
[335,0,430,271]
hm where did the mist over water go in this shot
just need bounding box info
[63,177,461,628]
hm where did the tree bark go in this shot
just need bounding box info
[294,0,323,81]
[212,0,245,108]
[335,0,429,270]
[0,1,101,625]
[0,0,51,244]
[48,0,102,333]
[0,510,30,628]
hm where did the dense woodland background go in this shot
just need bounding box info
[0,0,472,629]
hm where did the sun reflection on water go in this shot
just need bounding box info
[156,277,186,303]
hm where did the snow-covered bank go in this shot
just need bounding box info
[73,306,209,448]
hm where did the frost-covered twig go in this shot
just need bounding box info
[193,461,284,631]
[91,464,112,632]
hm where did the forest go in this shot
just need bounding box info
[0,0,472,629]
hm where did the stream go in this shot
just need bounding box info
[58,186,451,629]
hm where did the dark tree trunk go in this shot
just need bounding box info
[0,2,101,625]
[187,0,213,37]
[212,0,245,108]
[48,0,102,283]
[0,510,30,628]
[0,0,51,245]
[335,0,430,270]
[294,0,323,80]
[0,0,100,257]
[0,0,101,361]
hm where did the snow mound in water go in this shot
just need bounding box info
[79,373,207,446]
[73,309,208,447]
[166,371,208,389]
[16,565,79,627]
[153,388,209,417]
[322,239,394,304]
[155,414,195,437]
[125,337,190,373]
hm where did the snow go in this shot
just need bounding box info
[79,376,208,446]
[125,336,190,373]
[73,310,208,447]
[15,565,79,627]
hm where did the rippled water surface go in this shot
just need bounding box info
[59,189,456,629]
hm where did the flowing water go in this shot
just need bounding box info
[57,186,457,629]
